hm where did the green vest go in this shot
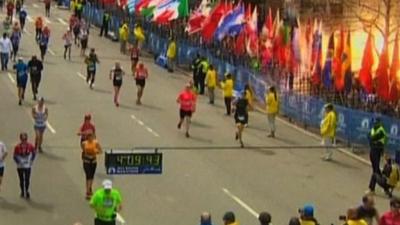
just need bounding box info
[200,60,209,74]
[370,126,388,145]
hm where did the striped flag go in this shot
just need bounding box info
[127,0,137,13]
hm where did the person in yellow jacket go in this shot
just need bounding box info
[320,103,337,161]
[345,208,368,225]
[133,24,145,50]
[119,23,129,54]
[220,73,234,116]
[375,155,399,197]
[166,37,176,72]
[265,86,279,138]
[205,65,217,104]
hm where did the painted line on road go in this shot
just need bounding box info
[33,3,39,8]
[76,72,86,81]
[7,72,16,84]
[222,188,258,218]
[57,18,68,26]
[46,121,57,134]
[130,115,160,137]
[48,49,56,56]
[44,18,52,24]
[117,213,126,224]
[27,16,34,22]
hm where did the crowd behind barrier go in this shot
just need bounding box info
[82,5,400,154]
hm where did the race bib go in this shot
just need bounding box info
[103,197,113,208]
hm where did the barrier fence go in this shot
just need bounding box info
[82,5,400,153]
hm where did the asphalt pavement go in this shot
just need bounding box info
[0,3,393,225]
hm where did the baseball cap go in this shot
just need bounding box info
[223,211,235,223]
[303,205,314,217]
[102,179,112,189]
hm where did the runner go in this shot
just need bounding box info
[72,16,80,46]
[19,6,27,31]
[38,26,50,61]
[27,55,44,100]
[129,41,139,73]
[13,57,28,105]
[0,32,12,71]
[35,16,43,42]
[6,0,13,22]
[109,62,125,107]
[13,132,36,199]
[134,62,148,105]
[32,97,48,153]
[15,0,21,14]
[44,0,51,17]
[0,141,7,192]
[62,28,73,60]
[77,113,96,144]
[84,48,100,89]
[79,20,89,56]
[90,179,122,225]
[81,131,102,200]
[232,93,249,148]
[177,83,197,138]
[10,25,21,62]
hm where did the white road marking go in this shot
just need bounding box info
[48,49,56,55]
[27,16,34,22]
[7,73,16,84]
[44,18,52,24]
[117,213,126,224]
[46,121,57,134]
[33,3,39,8]
[57,18,68,26]
[76,72,86,80]
[130,115,160,137]
[222,188,259,218]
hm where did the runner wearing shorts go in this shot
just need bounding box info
[177,83,197,138]
[27,55,44,100]
[233,94,248,148]
[109,62,124,107]
[130,42,139,73]
[13,57,28,105]
[81,132,102,200]
[77,113,96,143]
[134,62,148,105]
[84,48,100,89]
[32,97,48,152]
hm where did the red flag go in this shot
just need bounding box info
[201,1,229,42]
[359,32,374,94]
[187,12,206,34]
[262,7,273,39]
[389,32,399,101]
[334,27,345,90]
[234,29,246,55]
[246,7,259,57]
[376,46,390,101]
[135,0,151,12]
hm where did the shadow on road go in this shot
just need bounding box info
[247,147,276,156]
[119,103,137,110]
[189,135,213,144]
[191,121,212,128]
[92,88,112,94]
[39,151,67,161]
[0,197,26,213]
[140,103,163,111]
[26,200,54,212]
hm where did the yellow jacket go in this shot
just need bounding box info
[266,92,279,114]
[134,27,145,42]
[167,41,176,59]
[221,78,233,97]
[119,24,129,41]
[320,111,337,138]
[346,219,368,225]
[205,69,217,88]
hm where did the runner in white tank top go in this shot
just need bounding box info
[32,97,48,152]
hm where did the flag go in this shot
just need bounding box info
[127,0,137,13]
[201,1,229,42]
[234,29,246,55]
[177,0,188,18]
[136,0,162,17]
[359,32,374,94]
[376,46,390,101]
[389,32,399,101]
[334,27,345,90]
[311,26,322,85]
[153,0,180,23]
[322,32,334,88]
[342,31,352,93]
[289,23,301,72]
[261,7,273,39]
[246,7,259,57]
[186,0,210,34]
[214,4,244,41]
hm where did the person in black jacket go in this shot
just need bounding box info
[99,11,110,37]
[191,53,201,93]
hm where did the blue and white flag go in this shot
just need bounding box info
[214,4,244,41]
[128,0,137,13]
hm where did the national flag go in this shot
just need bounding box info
[261,7,273,39]
[389,32,399,101]
[201,1,229,42]
[186,0,210,34]
[246,7,259,57]
[136,0,162,17]
[290,21,301,72]
[333,26,345,90]
[376,45,390,101]
[322,32,334,88]
[127,0,137,13]
[153,0,180,24]
[234,29,246,55]
[359,32,374,94]
[214,4,244,41]
[311,25,322,85]
[342,31,352,93]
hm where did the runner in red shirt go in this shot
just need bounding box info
[77,113,96,144]
[177,83,197,138]
[134,62,148,105]
[130,41,139,73]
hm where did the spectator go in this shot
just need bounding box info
[266,86,279,138]
[205,64,217,104]
[357,195,380,225]
[258,212,272,225]
[99,11,110,37]
[379,198,400,225]
[166,37,176,73]
[221,73,234,116]
[223,211,238,225]
[299,205,319,225]
[289,217,301,225]
[118,22,129,54]
[320,103,337,161]
[200,212,213,225]
[346,208,368,225]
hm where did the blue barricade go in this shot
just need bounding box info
[82,5,400,153]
